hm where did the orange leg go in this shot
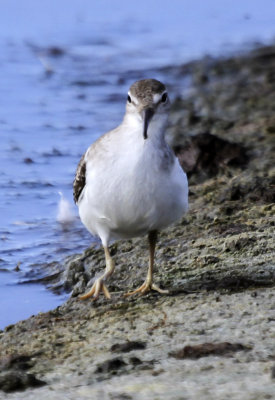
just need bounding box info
[125,231,169,297]
[79,246,115,300]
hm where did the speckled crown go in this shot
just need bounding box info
[129,79,166,101]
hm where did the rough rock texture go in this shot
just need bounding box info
[0,44,274,399]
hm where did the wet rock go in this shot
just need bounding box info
[0,354,33,371]
[110,394,133,400]
[94,355,154,379]
[188,272,275,293]
[250,45,275,61]
[130,358,155,371]
[23,157,34,164]
[110,341,146,353]
[46,46,65,57]
[219,175,275,204]
[0,371,46,393]
[62,257,87,292]
[170,342,250,359]
[173,132,248,182]
[223,236,256,252]
[14,262,21,271]
[128,356,142,366]
[95,357,127,374]
[20,262,64,293]
[0,352,46,393]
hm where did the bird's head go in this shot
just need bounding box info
[125,79,170,139]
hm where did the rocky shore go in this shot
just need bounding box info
[0,44,274,399]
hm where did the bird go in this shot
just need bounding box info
[73,79,188,300]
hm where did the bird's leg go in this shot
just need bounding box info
[125,231,169,296]
[79,246,115,300]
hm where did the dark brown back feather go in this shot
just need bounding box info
[73,153,86,204]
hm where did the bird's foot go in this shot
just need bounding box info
[124,281,169,297]
[79,279,111,301]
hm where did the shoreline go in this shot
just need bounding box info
[0,44,274,399]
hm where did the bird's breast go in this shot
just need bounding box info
[81,130,188,238]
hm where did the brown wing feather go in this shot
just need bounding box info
[73,153,86,204]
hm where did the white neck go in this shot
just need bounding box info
[122,111,168,143]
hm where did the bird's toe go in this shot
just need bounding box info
[79,279,111,301]
[124,281,169,297]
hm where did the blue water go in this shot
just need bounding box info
[1,0,275,329]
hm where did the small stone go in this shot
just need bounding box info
[110,341,146,353]
[95,357,126,374]
[129,356,142,366]
[169,342,250,359]
[23,157,34,164]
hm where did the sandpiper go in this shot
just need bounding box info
[73,79,188,300]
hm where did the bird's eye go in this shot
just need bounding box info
[161,93,168,103]
[127,95,132,103]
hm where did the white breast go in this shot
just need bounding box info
[78,124,188,246]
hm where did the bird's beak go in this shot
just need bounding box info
[143,108,154,140]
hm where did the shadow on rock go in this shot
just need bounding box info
[173,132,248,183]
[0,353,46,393]
[170,342,251,359]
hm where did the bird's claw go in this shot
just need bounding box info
[79,279,111,301]
[124,281,169,297]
